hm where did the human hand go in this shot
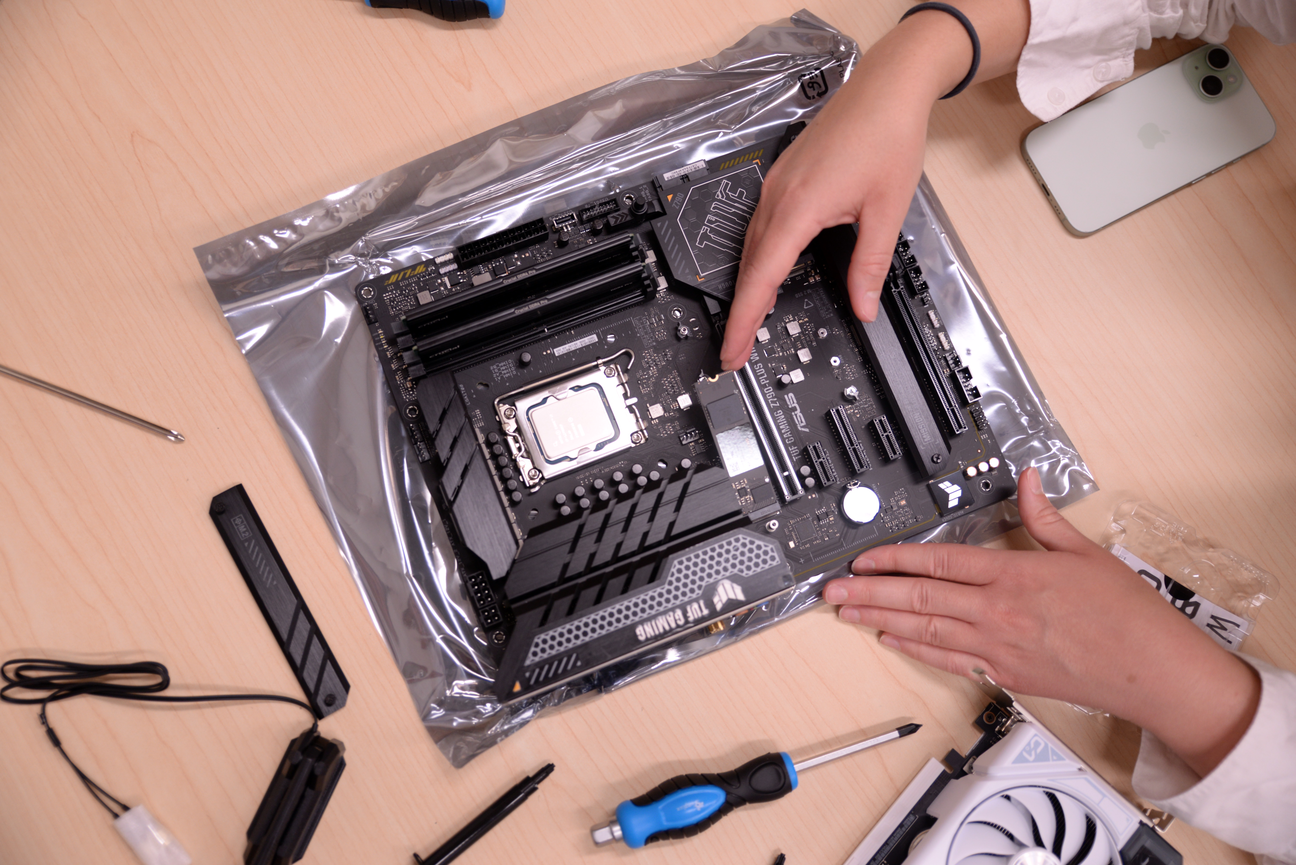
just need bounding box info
[718,61,932,371]
[823,467,1261,777]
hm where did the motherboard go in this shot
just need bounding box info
[356,128,1012,702]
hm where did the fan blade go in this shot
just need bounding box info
[1065,814,1098,865]
[1045,790,1066,856]
[956,855,1012,865]
[1001,793,1045,848]
[970,820,1025,848]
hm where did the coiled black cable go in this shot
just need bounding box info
[1,657,315,818]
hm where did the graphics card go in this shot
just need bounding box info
[847,683,1181,865]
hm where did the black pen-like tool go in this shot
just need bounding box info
[415,763,555,865]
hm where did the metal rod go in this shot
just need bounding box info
[0,363,185,443]
[793,723,921,773]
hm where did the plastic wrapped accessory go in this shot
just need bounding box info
[1103,500,1277,653]
[196,10,1093,765]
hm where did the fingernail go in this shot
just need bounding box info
[853,557,876,575]
[840,607,861,624]
[863,290,881,321]
[879,634,900,650]
[823,585,846,604]
[1027,466,1043,495]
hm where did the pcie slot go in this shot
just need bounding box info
[888,258,968,435]
[829,406,872,474]
[737,363,804,503]
[457,218,549,265]
[806,441,838,486]
[872,416,902,461]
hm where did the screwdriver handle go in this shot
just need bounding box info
[365,0,504,21]
[615,753,798,848]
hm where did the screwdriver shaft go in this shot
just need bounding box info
[792,723,920,772]
[0,364,185,443]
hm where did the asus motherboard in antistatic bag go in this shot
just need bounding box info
[357,126,1014,703]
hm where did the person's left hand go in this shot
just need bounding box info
[822,467,1261,778]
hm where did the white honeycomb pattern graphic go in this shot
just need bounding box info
[523,532,781,667]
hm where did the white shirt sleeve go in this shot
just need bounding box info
[1132,654,1296,865]
[1018,0,1296,121]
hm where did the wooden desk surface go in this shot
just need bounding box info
[1,3,1292,863]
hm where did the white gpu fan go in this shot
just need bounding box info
[847,687,1180,865]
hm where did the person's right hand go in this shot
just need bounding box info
[719,62,932,370]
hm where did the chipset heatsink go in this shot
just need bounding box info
[498,360,645,486]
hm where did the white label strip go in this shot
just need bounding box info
[662,160,707,182]
[552,333,598,357]
[1110,544,1253,650]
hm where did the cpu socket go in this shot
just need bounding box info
[497,355,645,488]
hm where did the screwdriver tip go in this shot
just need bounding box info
[897,723,921,737]
[167,431,186,443]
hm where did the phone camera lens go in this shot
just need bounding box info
[1207,47,1231,70]
[1201,74,1224,97]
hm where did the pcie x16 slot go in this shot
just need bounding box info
[888,258,968,435]
[737,364,804,503]
[829,406,872,474]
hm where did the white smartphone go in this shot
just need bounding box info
[1022,44,1275,236]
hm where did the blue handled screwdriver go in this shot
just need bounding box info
[365,0,504,22]
[590,723,921,849]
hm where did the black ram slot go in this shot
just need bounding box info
[829,406,872,474]
[457,218,548,265]
[408,237,652,373]
[888,258,967,435]
[405,235,640,336]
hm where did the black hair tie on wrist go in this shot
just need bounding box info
[900,2,982,99]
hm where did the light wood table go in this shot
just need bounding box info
[1,3,1292,864]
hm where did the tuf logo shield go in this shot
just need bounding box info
[712,579,747,610]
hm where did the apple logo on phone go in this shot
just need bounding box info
[1139,122,1170,149]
